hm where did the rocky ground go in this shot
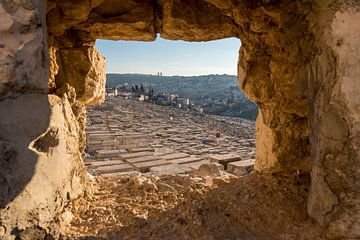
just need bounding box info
[58,173,323,239]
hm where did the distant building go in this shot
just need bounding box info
[170,93,178,101]
[106,88,117,97]
[177,97,190,107]
[119,92,132,98]
[139,95,149,102]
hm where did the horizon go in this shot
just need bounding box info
[96,37,241,76]
[106,72,238,77]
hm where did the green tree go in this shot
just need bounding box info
[140,84,145,94]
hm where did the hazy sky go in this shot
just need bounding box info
[95,37,240,76]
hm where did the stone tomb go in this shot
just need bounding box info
[209,154,242,170]
[227,160,255,176]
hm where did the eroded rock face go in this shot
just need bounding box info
[160,0,239,41]
[236,1,313,176]
[0,0,359,238]
[0,1,88,238]
[0,94,86,237]
[0,0,48,99]
[307,2,360,238]
[56,47,106,105]
[74,0,156,41]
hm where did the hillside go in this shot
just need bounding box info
[106,74,258,120]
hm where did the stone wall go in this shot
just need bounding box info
[0,94,86,237]
[0,0,48,97]
[235,1,314,176]
[0,0,359,239]
[0,1,88,238]
[307,1,360,238]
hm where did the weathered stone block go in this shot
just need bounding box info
[56,47,106,105]
[169,156,202,165]
[133,160,171,173]
[209,154,241,169]
[90,159,124,167]
[126,156,161,163]
[197,163,221,177]
[96,149,121,158]
[0,1,48,97]
[160,0,238,41]
[120,151,153,160]
[150,164,189,175]
[0,94,86,236]
[96,163,134,174]
[227,160,255,176]
[73,0,156,41]
[160,152,190,160]
[308,8,360,238]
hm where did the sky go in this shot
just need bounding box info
[95,37,240,76]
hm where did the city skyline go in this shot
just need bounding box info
[95,37,241,76]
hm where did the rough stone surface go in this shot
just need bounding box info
[56,47,106,105]
[73,0,156,41]
[236,1,314,176]
[0,0,359,239]
[0,1,88,238]
[307,2,360,238]
[0,94,87,237]
[160,0,239,41]
[196,163,221,177]
[0,0,49,98]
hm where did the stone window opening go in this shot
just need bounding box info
[82,37,258,177]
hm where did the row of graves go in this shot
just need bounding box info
[84,98,256,177]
